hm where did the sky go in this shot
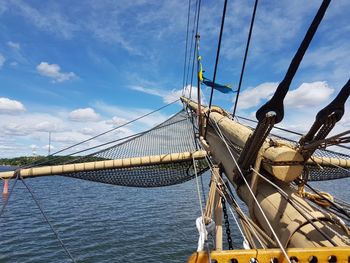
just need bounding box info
[0,0,349,157]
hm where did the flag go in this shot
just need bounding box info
[202,77,234,94]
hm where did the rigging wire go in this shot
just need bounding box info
[20,178,77,263]
[250,168,339,246]
[205,0,228,138]
[209,117,291,262]
[182,0,192,96]
[189,0,202,99]
[204,153,266,248]
[186,0,199,97]
[237,115,303,137]
[232,0,259,117]
[303,180,350,218]
[192,155,211,262]
[237,115,350,151]
[58,118,189,166]
[0,171,20,219]
[19,99,180,169]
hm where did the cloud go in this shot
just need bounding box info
[129,86,163,97]
[129,84,204,104]
[7,41,20,49]
[236,81,335,111]
[43,144,55,150]
[94,101,169,129]
[105,116,128,127]
[69,108,100,122]
[0,100,171,157]
[0,97,26,114]
[8,0,77,39]
[285,82,334,108]
[235,82,278,110]
[0,53,5,68]
[36,62,76,82]
[1,113,65,136]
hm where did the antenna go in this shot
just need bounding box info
[48,131,51,156]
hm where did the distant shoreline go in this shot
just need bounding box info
[0,156,106,167]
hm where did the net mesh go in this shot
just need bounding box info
[62,110,209,187]
[306,148,350,181]
[269,135,350,181]
[55,109,349,186]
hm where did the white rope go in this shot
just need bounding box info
[193,156,205,219]
[210,118,291,263]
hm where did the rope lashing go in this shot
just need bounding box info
[256,0,331,123]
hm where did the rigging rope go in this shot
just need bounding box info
[0,171,20,219]
[19,99,180,169]
[20,178,77,263]
[251,167,338,246]
[205,155,266,248]
[205,0,228,138]
[209,117,291,262]
[256,0,331,123]
[186,0,199,98]
[182,0,192,96]
[232,0,259,117]
[304,181,350,219]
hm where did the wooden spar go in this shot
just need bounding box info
[0,150,207,180]
[182,96,305,183]
[305,155,350,168]
[182,97,350,171]
[181,97,350,248]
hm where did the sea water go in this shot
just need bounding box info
[0,167,349,263]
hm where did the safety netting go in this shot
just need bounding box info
[306,148,350,181]
[62,110,209,187]
[269,135,350,181]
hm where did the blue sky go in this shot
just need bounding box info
[0,0,349,157]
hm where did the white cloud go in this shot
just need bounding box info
[0,100,174,157]
[94,101,169,129]
[1,113,64,136]
[7,41,20,49]
[105,116,128,127]
[0,97,26,114]
[43,144,55,150]
[235,82,278,110]
[130,86,163,97]
[285,82,334,109]
[36,62,76,82]
[236,81,335,111]
[69,108,100,122]
[129,84,203,105]
[0,53,5,68]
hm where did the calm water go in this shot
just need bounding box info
[0,166,349,263]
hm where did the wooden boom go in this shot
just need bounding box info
[0,150,207,179]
